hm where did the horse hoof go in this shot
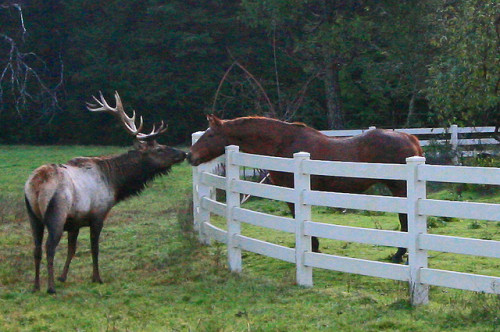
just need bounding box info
[391,256,403,264]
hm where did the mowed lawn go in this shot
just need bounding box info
[0,145,499,331]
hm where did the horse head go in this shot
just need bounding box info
[187,115,229,166]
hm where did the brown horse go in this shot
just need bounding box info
[188,115,423,263]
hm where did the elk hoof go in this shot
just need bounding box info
[47,288,57,295]
[92,277,103,284]
[57,276,67,282]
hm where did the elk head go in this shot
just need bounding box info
[86,91,186,169]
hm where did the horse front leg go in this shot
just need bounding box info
[392,213,408,263]
[286,202,320,253]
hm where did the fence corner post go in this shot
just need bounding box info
[192,131,211,245]
[226,145,242,273]
[294,152,313,287]
[406,156,429,305]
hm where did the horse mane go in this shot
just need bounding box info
[226,116,309,129]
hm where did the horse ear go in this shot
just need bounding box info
[207,114,222,128]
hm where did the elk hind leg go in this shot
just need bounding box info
[44,196,67,294]
[58,228,79,282]
[25,196,44,292]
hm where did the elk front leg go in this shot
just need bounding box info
[90,221,104,284]
[58,229,80,282]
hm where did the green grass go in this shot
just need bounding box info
[1,145,499,331]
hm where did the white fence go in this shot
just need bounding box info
[322,124,498,157]
[191,135,500,306]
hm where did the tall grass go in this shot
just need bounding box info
[0,145,499,331]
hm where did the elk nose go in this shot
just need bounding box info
[177,151,187,162]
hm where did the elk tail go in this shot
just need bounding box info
[25,195,39,222]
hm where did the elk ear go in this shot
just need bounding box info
[133,140,146,151]
[133,140,157,151]
[206,114,222,129]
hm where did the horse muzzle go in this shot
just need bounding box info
[186,152,201,166]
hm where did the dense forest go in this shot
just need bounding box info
[0,0,498,145]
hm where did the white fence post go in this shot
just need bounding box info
[450,124,459,150]
[294,152,313,287]
[192,132,211,245]
[226,145,242,273]
[406,156,429,305]
[450,124,459,164]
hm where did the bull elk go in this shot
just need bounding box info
[24,92,186,294]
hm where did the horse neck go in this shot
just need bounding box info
[226,119,296,156]
[95,151,168,203]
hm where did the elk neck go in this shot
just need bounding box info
[96,150,170,203]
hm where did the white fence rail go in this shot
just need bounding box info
[321,124,498,148]
[191,135,500,306]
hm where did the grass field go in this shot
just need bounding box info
[0,145,499,331]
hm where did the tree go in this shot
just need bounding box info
[426,0,499,126]
[0,1,63,142]
[241,0,370,129]
[240,0,439,129]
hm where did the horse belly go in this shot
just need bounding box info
[311,175,375,194]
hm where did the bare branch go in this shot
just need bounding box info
[0,2,63,120]
[211,60,276,117]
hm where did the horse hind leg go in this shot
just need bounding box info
[25,196,44,292]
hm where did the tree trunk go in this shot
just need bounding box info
[405,89,417,128]
[323,55,344,129]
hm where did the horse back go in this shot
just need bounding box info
[352,129,422,164]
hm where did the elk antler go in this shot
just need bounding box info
[87,91,167,141]
[136,121,168,141]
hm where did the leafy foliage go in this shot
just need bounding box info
[0,1,498,145]
[426,0,499,125]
